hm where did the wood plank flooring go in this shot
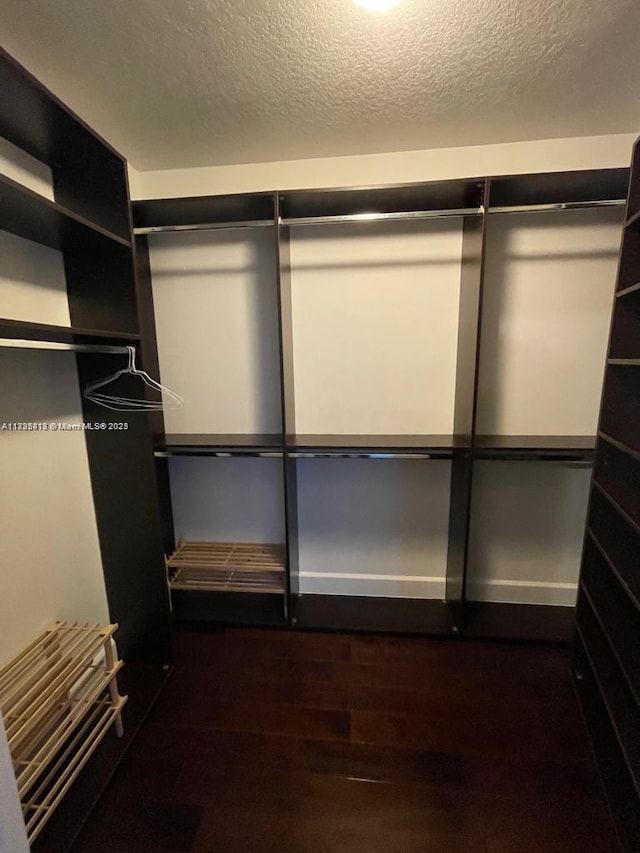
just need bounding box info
[70,626,621,852]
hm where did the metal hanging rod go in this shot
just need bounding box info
[488,199,625,215]
[154,450,283,459]
[281,207,482,227]
[134,219,274,235]
[0,339,130,355]
[288,451,441,460]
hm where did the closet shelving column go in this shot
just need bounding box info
[277,179,486,633]
[0,46,172,851]
[464,168,629,641]
[0,46,171,663]
[573,138,640,851]
[133,193,290,626]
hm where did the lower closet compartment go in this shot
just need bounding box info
[291,456,455,633]
[465,460,591,639]
[165,455,288,624]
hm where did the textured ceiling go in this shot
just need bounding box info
[1,0,640,170]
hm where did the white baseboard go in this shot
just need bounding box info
[466,579,578,607]
[296,573,577,606]
[297,572,446,599]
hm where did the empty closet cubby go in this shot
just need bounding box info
[136,194,288,623]
[465,172,626,627]
[279,180,483,630]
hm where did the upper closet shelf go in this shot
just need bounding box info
[0,173,131,250]
[488,169,629,211]
[154,433,283,457]
[279,177,485,223]
[0,318,140,349]
[474,435,596,461]
[132,192,275,233]
[286,434,468,458]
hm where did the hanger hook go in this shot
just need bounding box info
[127,345,135,372]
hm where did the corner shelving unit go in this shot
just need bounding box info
[572,136,640,852]
[0,46,172,851]
[133,158,630,641]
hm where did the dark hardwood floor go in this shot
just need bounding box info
[70,625,620,852]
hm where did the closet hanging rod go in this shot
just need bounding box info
[281,207,482,227]
[0,339,130,355]
[154,450,283,459]
[133,219,274,235]
[288,451,441,459]
[488,199,625,215]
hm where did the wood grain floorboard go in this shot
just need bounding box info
[70,626,621,853]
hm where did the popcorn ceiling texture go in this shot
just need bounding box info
[1,0,639,170]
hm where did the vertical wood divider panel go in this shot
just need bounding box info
[275,195,298,619]
[445,181,488,630]
[133,233,176,554]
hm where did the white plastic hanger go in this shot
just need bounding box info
[84,346,183,412]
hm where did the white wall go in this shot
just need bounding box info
[297,458,450,598]
[0,715,29,853]
[169,457,285,544]
[467,461,591,606]
[0,349,109,668]
[148,228,281,434]
[477,208,623,436]
[290,219,463,434]
[0,231,69,326]
[132,133,635,199]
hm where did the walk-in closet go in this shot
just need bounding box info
[1,2,640,846]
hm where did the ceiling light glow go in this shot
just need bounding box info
[354,0,404,11]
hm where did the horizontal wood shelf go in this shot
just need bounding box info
[592,479,640,536]
[625,208,640,229]
[0,318,140,346]
[287,434,468,456]
[0,173,131,251]
[474,435,595,460]
[167,541,286,595]
[608,359,640,366]
[616,281,640,299]
[599,431,640,464]
[154,433,283,455]
[586,529,640,617]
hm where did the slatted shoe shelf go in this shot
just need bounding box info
[0,621,127,844]
[166,540,286,594]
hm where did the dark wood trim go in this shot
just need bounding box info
[275,197,299,616]
[171,590,287,626]
[446,191,488,627]
[292,594,455,635]
[463,602,575,643]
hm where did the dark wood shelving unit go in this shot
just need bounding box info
[0,172,131,251]
[474,434,596,460]
[287,434,468,456]
[154,433,283,455]
[573,135,640,852]
[0,46,173,850]
[132,164,629,640]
